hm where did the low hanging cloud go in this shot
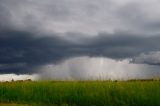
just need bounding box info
[39,56,160,80]
[1,30,160,74]
[132,51,160,65]
[1,0,160,80]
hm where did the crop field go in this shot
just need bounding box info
[0,80,160,106]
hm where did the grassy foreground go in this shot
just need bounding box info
[0,81,160,106]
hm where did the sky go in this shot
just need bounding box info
[1,0,160,81]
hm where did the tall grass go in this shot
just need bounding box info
[0,81,160,106]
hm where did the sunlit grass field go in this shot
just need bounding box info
[0,80,160,106]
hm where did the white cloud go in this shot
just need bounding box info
[38,56,160,80]
[0,74,39,82]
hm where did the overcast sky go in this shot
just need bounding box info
[1,0,160,81]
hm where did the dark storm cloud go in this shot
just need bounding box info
[1,0,160,76]
[1,30,160,74]
[0,30,72,73]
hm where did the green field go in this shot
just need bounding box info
[0,81,160,106]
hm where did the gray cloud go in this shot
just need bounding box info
[1,0,160,35]
[132,51,160,65]
[1,0,160,80]
[1,30,160,74]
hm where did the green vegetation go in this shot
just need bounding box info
[0,81,160,106]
